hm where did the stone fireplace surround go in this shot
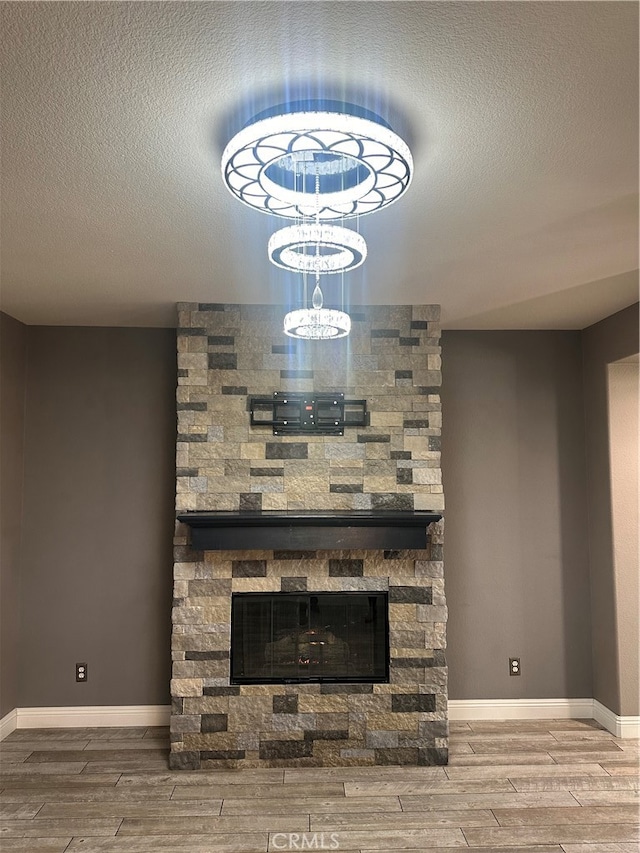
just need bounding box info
[170,303,447,769]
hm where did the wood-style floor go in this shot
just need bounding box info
[1,719,638,852]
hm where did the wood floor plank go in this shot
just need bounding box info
[274,827,468,849]
[38,799,223,818]
[310,807,499,829]
[26,749,168,763]
[361,848,563,853]
[448,753,556,766]
[467,720,603,733]
[0,751,32,764]
[118,815,310,833]
[463,825,640,846]
[572,790,640,805]
[284,765,446,782]
[548,750,631,764]
[168,782,346,799]
[598,763,640,775]
[0,773,121,789]
[1,740,90,752]
[0,817,122,837]
[549,730,617,742]
[0,762,87,776]
[471,741,623,755]
[83,759,170,773]
[84,739,168,750]
[492,805,640,826]
[445,764,609,780]
[0,839,72,852]
[0,802,44,818]
[66,833,269,852]
[345,779,517,796]
[399,792,580,811]
[221,795,401,814]
[118,769,284,786]
[561,844,640,853]
[512,776,639,792]
[0,785,173,802]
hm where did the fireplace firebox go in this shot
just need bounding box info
[231,592,389,684]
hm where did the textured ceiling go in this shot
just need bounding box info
[1,1,638,329]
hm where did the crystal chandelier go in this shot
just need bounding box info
[221,100,412,340]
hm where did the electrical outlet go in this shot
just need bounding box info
[76,662,88,682]
[509,657,521,676]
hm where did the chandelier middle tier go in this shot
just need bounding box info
[221,100,413,220]
[268,224,367,275]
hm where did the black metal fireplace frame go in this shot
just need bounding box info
[230,591,390,685]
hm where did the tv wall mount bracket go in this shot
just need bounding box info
[249,392,368,436]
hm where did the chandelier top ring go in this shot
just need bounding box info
[221,106,413,220]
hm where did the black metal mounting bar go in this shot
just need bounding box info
[249,392,368,436]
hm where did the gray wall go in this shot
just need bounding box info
[441,331,592,700]
[0,313,27,717]
[18,327,177,707]
[582,303,639,715]
[2,315,637,713]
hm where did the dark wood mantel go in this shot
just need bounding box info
[177,510,443,551]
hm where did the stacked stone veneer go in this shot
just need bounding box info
[170,303,447,769]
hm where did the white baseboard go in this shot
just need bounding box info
[449,698,639,738]
[593,699,640,738]
[2,700,638,741]
[0,708,18,741]
[448,698,594,721]
[0,705,170,738]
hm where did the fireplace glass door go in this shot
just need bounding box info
[231,592,389,684]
